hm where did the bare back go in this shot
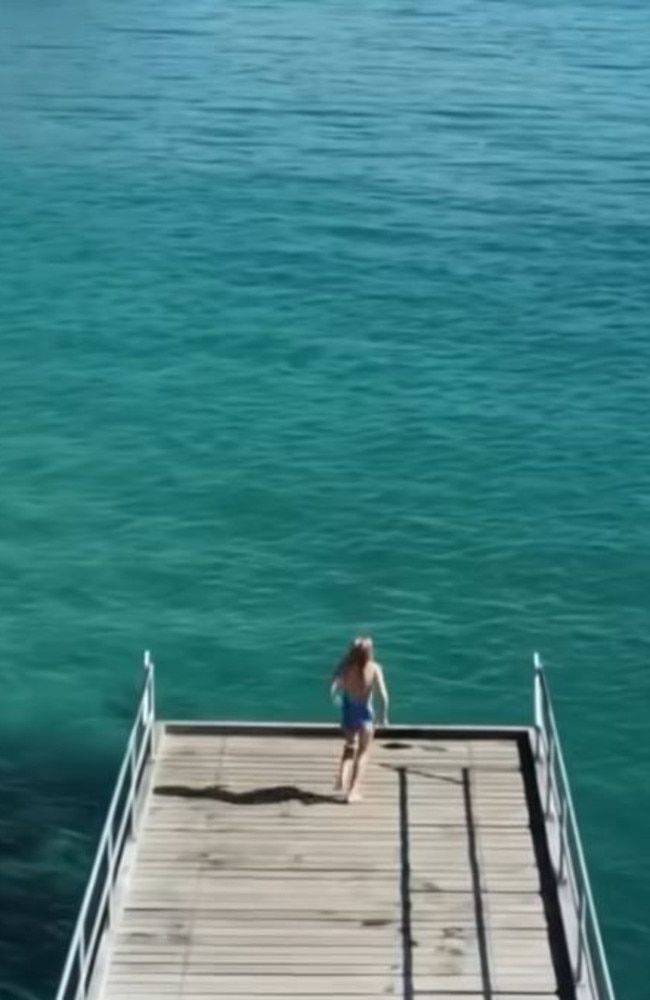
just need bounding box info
[339,659,378,701]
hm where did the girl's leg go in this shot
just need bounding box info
[335,730,356,792]
[346,725,374,802]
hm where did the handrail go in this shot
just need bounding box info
[55,651,156,1000]
[533,652,616,1000]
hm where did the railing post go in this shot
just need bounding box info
[106,827,114,927]
[545,728,555,817]
[533,652,543,761]
[77,932,87,1000]
[144,649,155,754]
[558,795,568,883]
[576,885,587,983]
[129,736,137,837]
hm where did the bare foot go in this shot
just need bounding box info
[346,788,362,803]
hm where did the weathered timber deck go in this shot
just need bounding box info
[92,726,574,1000]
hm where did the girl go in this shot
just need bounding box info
[330,636,389,802]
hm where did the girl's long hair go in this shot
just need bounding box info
[348,638,371,672]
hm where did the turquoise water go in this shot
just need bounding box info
[1,0,649,996]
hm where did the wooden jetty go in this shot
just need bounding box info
[55,654,616,1000]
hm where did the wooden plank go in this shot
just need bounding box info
[111,951,398,963]
[104,974,399,992]
[103,995,395,1000]
[108,962,403,974]
[104,996,554,1000]
[114,926,397,939]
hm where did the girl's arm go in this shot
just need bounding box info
[374,663,389,725]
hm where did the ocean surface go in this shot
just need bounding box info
[0,0,649,996]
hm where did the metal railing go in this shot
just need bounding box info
[55,651,156,1000]
[533,652,616,1000]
